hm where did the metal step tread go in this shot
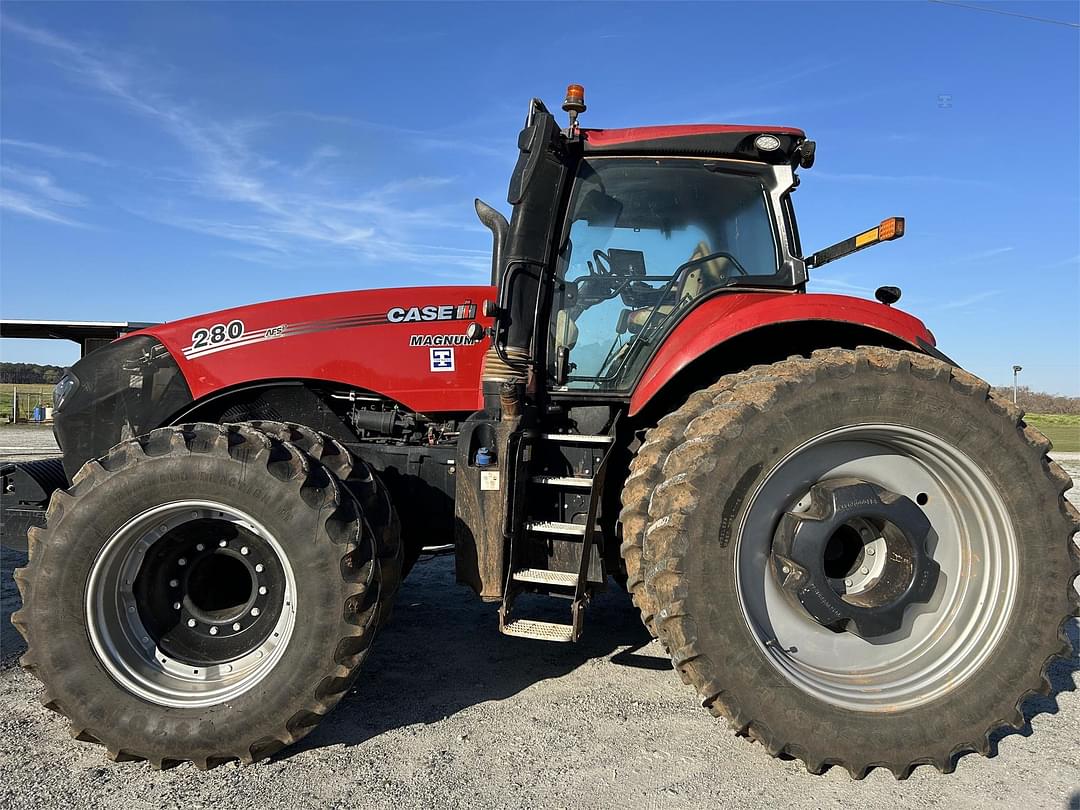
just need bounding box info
[513,568,578,587]
[530,475,592,488]
[525,520,587,536]
[501,618,574,642]
[540,433,614,444]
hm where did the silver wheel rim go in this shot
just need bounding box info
[735,424,1018,712]
[86,500,297,708]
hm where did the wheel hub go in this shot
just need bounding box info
[133,517,285,665]
[770,477,939,638]
[87,500,296,708]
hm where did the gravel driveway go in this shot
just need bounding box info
[1,428,1077,809]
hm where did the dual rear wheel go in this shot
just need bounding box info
[622,347,1079,777]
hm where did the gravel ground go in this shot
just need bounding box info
[0,427,1077,808]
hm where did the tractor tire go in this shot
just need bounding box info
[11,422,397,768]
[240,420,403,599]
[638,347,1079,778]
[619,358,808,635]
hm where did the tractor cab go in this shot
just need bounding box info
[548,153,799,390]
[474,91,814,402]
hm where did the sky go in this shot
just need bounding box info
[1,1,1077,394]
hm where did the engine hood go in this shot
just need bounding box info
[134,285,496,414]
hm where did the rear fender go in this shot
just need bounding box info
[629,292,937,416]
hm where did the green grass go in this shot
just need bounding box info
[1026,413,1080,453]
[0,383,54,422]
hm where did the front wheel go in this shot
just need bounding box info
[12,423,398,768]
[637,348,1079,778]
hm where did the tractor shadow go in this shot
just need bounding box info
[278,554,660,760]
[982,616,1080,759]
[0,548,29,667]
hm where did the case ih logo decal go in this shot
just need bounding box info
[181,302,478,360]
[386,303,476,323]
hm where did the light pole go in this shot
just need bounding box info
[1012,365,1022,405]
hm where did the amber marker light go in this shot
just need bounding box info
[878,217,905,241]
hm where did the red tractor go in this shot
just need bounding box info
[9,86,1078,778]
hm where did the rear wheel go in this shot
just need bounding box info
[12,422,398,767]
[637,348,1079,777]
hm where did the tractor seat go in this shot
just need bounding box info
[620,252,734,334]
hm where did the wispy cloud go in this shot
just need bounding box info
[1,138,112,166]
[0,164,88,226]
[939,289,1002,310]
[813,170,994,188]
[0,187,86,226]
[943,246,1014,265]
[1,16,490,276]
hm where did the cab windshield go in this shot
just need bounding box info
[550,157,781,390]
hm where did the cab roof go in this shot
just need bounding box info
[581,124,806,164]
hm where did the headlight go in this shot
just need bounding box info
[52,336,192,480]
[53,372,79,413]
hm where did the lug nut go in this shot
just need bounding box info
[196,543,205,552]
[173,602,181,610]
[844,579,853,587]
[251,607,260,617]
[240,546,249,556]
[219,540,227,547]
[178,557,187,566]
[255,564,264,573]
[867,548,875,556]
[232,622,241,631]
[187,619,196,628]
[259,586,267,595]
[209,627,218,636]
[860,567,869,575]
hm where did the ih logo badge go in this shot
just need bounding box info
[430,347,455,372]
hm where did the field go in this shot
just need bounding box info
[1027,413,1080,453]
[0,383,54,422]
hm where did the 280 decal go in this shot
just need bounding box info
[190,320,245,351]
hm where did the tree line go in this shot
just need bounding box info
[990,386,1079,415]
[1,363,66,385]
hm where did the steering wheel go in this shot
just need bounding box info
[591,249,613,276]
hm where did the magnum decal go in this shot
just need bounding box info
[408,334,479,347]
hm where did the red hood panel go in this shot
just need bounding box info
[139,285,496,414]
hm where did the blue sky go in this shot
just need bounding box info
[1,1,1077,394]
